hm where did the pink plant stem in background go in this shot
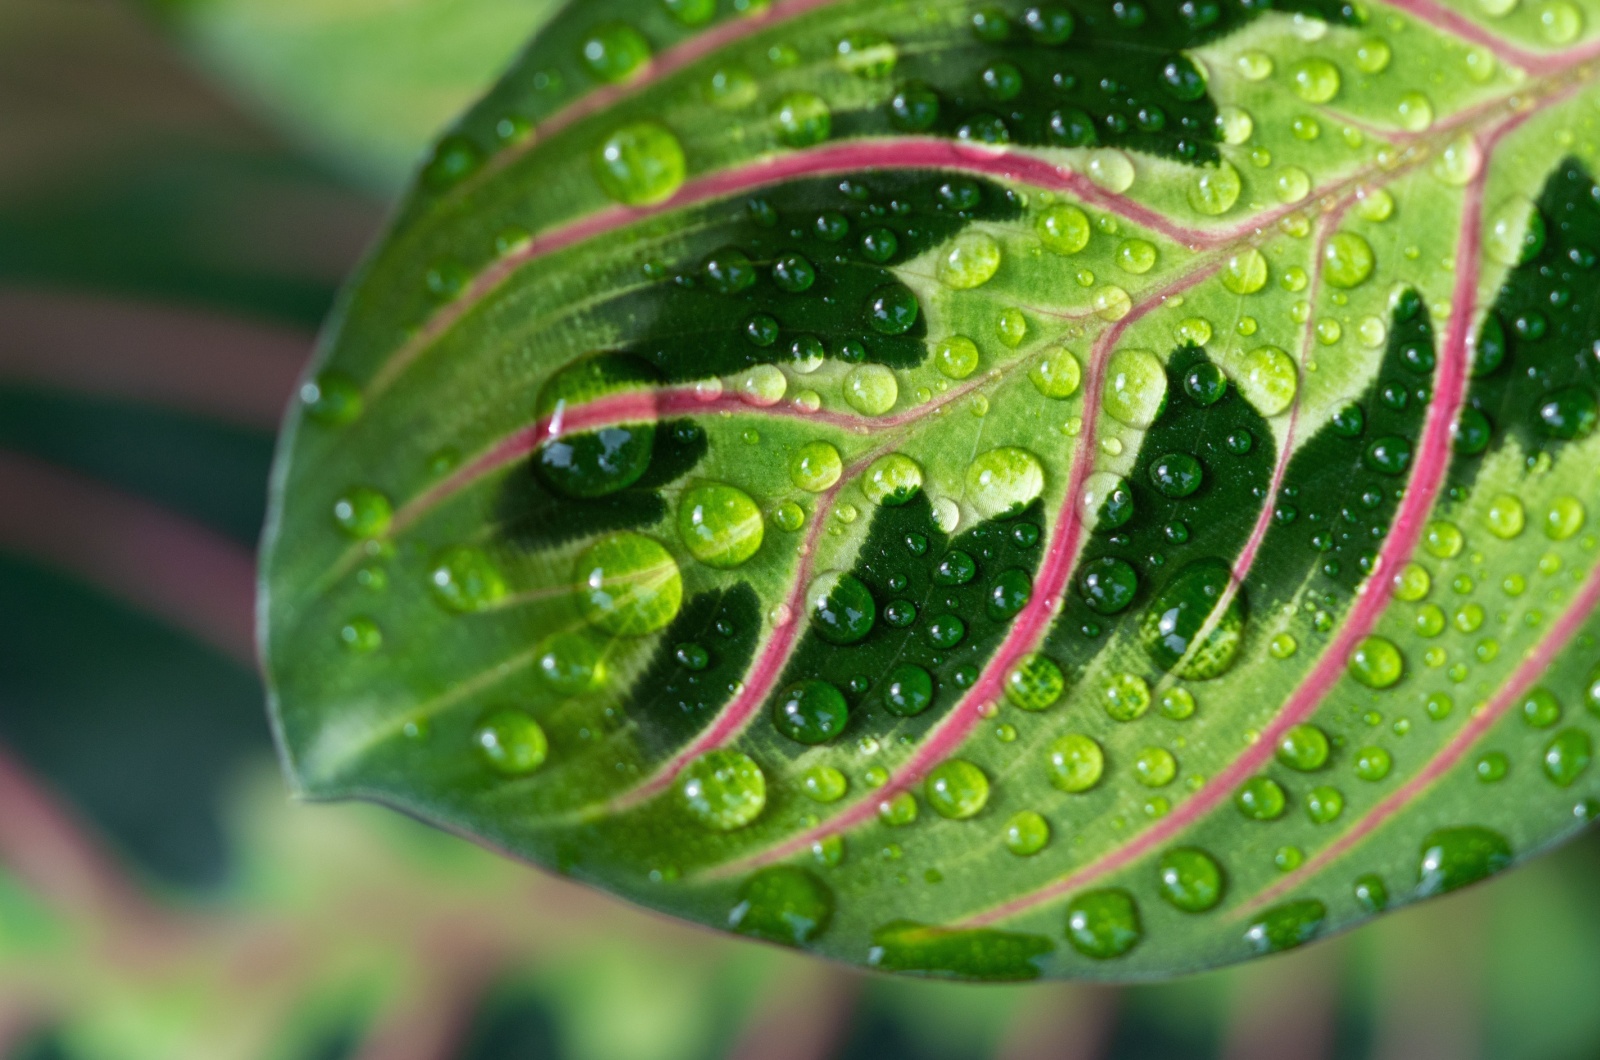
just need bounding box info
[0,287,309,430]
[0,451,258,666]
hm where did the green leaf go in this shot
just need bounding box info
[262,0,1600,980]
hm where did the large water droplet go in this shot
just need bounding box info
[844,364,900,415]
[1244,900,1326,953]
[1416,826,1512,896]
[808,570,877,644]
[1157,848,1225,912]
[680,749,767,830]
[1047,734,1105,792]
[576,531,683,635]
[1103,348,1167,427]
[966,447,1045,519]
[789,441,843,492]
[431,546,508,613]
[579,22,652,83]
[939,231,1003,289]
[678,482,764,568]
[593,122,686,205]
[773,679,850,744]
[474,708,548,775]
[537,630,607,694]
[729,866,833,945]
[1065,889,1142,959]
[1141,559,1246,679]
[1236,345,1298,416]
[926,759,991,819]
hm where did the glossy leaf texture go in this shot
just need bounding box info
[262,0,1600,980]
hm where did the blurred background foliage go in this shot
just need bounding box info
[4,1,1600,1057]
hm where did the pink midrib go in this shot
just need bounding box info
[958,128,1502,928]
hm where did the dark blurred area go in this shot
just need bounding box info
[4,2,1600,1058]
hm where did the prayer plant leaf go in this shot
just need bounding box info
[262,0,1600,980]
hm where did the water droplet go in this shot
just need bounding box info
[1157,848,1225,912]
[729,866,832,945]
[1544,728,1592,787]
[802,765,848,802]
[579,22,652,83]
[1103,348,1167,427]
[1323,232,1375,288]
[1278,723,1331,771]
[339,617,381,653]
[773,91,832,147]
[1244,900,1326,953]
[1065,889,1142,959]
[474,708,548,775]
[1007,653,1065,711]
[1134,747,1178,787]
[867,283,920,335]
[1116,239,1159,274]
[1485,494,1526,539]
[1236,776,1287,820]
[774,679,850,744]
[1538,0,1584,41]
[593,122,686,205]
[884,663,935,716]
[1005,811,1050,855]
[965,447,1045,519]
[1355,37,1393,72]
[334,487,393,538]
[681,749,766,830]
[537,630,607,693]
[1275,166,1312,203]
[878,790,919,826]
[1395,91,1434,132]
[1189,160,1242,215]
[1545,496,1586,540]
[844,364,900,415]
[1047,733,1104,792]
[807,571,876,645]
[1349,636,1404,688]
[1037,204,1092,254]
[1160,687,1197,720]
[1417,826,1512,896]
[301,371,362,425]
[834,31,898,77]
[790,441,843,491]
[1289,58,1341,103]
[1354,746,1393,781]
[678,482,764,568]
[939,231,1003,289]
[1433,135,1482,187]
[926,759,990,819]
[430,546,508,613]
[1103,672,1152,721]
[1238,345,1298,416]
[1086,151,1136,193]
[935,336,981,379]
[1306,785,1345,823]
[1141,559,1246,679]
[576,532,683,635]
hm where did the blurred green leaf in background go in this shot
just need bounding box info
[4,0,1600,1057]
